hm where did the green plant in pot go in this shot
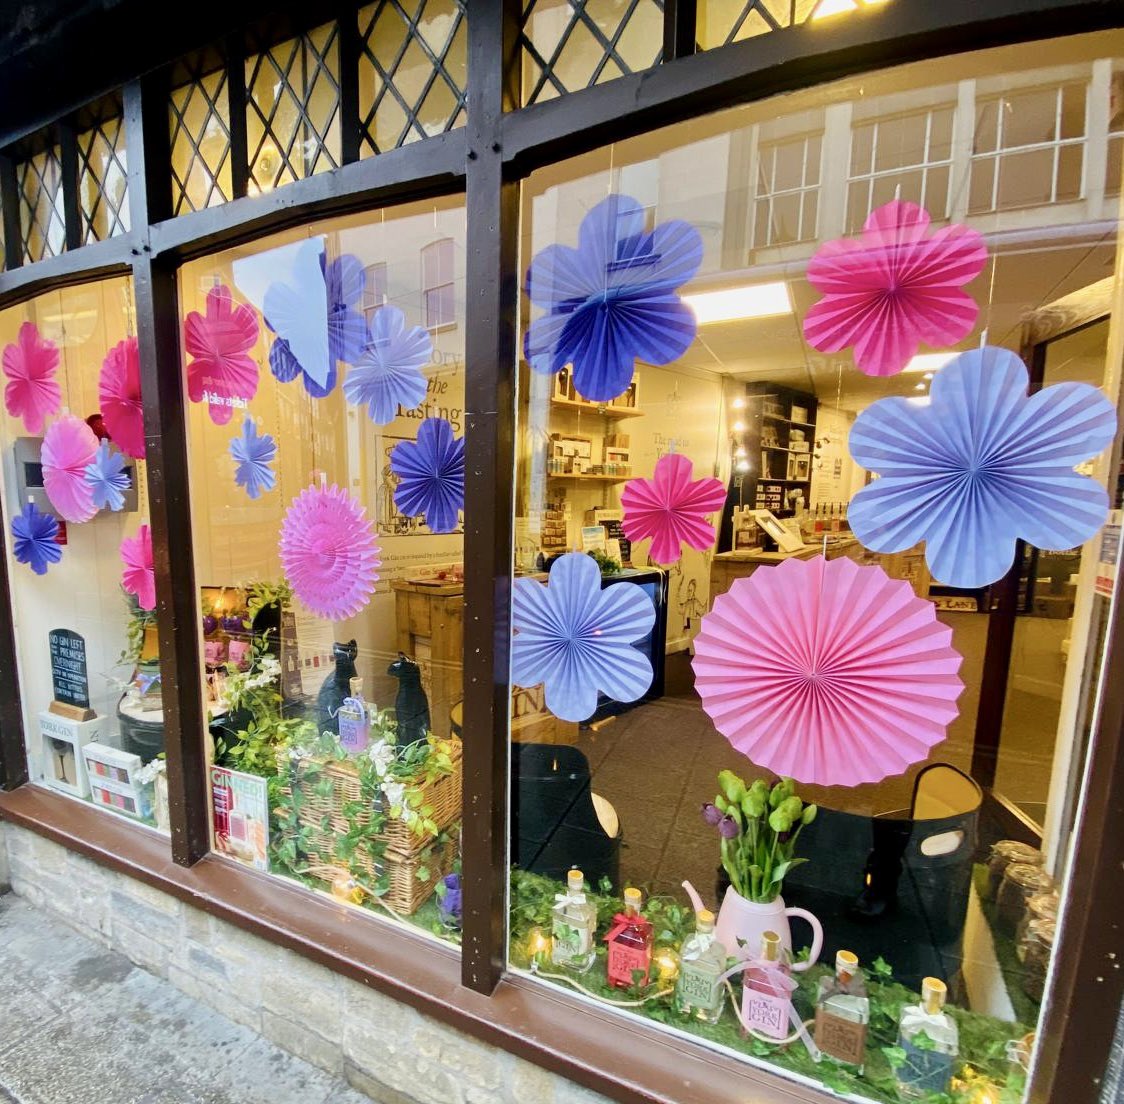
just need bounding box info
[683,771,823,971]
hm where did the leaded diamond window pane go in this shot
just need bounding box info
[169,66,233,215]
[358,1,468,157]
[246,23,341,192]
[78,114,130,244]
[697,0,879,51]
[18,145,66,264]
[521,0,663,105]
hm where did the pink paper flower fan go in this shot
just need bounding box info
[279,483,380,621]
[691,556,965,786]
[803,200,987,377]
[3,321,61,433]
[41,414,99,523]
[99,336,146,459]
[184,285,261,425]
[621,453,726,565]
[121,524,156,611]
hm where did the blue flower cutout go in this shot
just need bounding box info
[268,253,366,398]
[230,415,277,500]
[389,417,464,534]
[342,305,431,424]
[511,551,655,722]
[84,440,131,512]
[849,345,1117,589]
[11,501,61,576]
[524,194,703,403]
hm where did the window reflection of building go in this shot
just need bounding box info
[362,260,387,325]
[422,237,456,331]
[752,131,822,248]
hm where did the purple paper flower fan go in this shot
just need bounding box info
[85,440,132,512]
[279,482,380,621]
[524,194,703,403]
[11,502,62,575]
[230,415,277,500]
[342,305,431,424]
[390,417,464,534]
[511,551,656,723]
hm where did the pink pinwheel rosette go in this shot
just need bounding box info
[621,453,726,565]
[803,200,987,378]
[121,524,156,611]
[691,556,965,786]
[3,321,61,434]
[279,483,380,622]
[42,414,100,523]
[99,335,146,459]
[184,285,261,425]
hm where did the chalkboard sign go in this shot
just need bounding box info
[49,629,90,710]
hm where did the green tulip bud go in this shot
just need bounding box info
[768,808,793,834]
[719,769,746,805]
[782,795,803,819]
[743,793,766,818]
[715,794,728,813]
[802,804,818,826]
[780,777,796,797]
[750,778,769,800]
[769,783,786,809]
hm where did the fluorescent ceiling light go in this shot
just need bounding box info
[813,0,889,18]
[684,282,791,325]
[902,352,957,375]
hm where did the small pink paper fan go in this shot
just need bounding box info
[42,414,99,523]
[691,556,965,786]
[120,524,156,611]
[3,320,61,434]
[99,336,146,459]
[279,483,380,621]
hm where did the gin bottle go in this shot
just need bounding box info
[605,887,653,989]
[896,977,958,1098]
[674,908,726,1024]
[550,869,597,973]
[814,950,869,1071]
[741,930,792,1040]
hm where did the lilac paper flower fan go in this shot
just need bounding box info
[42,414,99,523]
[511,551,655,723]
[279,483,380,621]
[230,416,277,500]
[343,305,431,423]
[11,502,61,575]
[85,440,132,512]
[390,417,464,533]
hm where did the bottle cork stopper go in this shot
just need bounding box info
[761,930,781,961]
[836,949,858,980]
[349,676,363,697]
[697,909,715,931]
[624,887,642,910]
[922,977,947,1014]
[567,869,584,893]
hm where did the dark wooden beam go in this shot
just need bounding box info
[0,153,26,271]
[59,122,82,251]
[0,235,132,305]
[225,33,251,200]
[662,0,698,62]
[336,5,361,166]
[0,491,28,791]
[125,74,174,230]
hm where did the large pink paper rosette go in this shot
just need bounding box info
[621,452,726,565]
[99,336,146,459]
[42,414,100,523]
[691,556,965,786]
[279,482,380,621]
[3,321,60,433]
[120,524,156,611]
[183,285,261,425]
[803,200,987,378]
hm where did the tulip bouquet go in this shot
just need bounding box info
[702,771,818,904]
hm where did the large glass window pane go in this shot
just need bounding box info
[179,198,465,945]
[508,33,1124,1104]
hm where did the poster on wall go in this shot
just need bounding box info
[212,765,270,871]
[1095,509,1121,598]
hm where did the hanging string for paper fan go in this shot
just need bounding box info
[621,452,726,565]
[279,482,380,621]
[511,551,655,723]
[343,304,431,423]
[11,502,62,576]
[229,415,276,500]
[98,336,146,458]
[42,414,100,523]
[184,285,261,425]
[390,417,464,534]
[524,193,703,402]
[803,200,986,377]
[85,440,131,512]
[691,556,964,786]
[3,321,60,434]
[121,524,156,611]
[848,345,1118,589]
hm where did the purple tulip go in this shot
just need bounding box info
[437,873,462,929]
[701,802,722,827]
[718,815,740,839]
[202,615,218,635]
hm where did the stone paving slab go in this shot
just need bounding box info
[0,892,378,1104]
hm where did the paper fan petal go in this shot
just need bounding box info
[42,414,99,522]
[263,239,332,390]
[691,556,964,785]
[98,336,146,459]
[11,502,61,575]
[511,551,655,723]
[3,321,61,434]
[390,417,465,534]
[279,483,380,621]
[343,305,432,423]
[121,524,156,610]
[230,415,277,500]
[183,284,261,425]
[85,440,132,512]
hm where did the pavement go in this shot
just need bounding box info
[0,890,377,1104]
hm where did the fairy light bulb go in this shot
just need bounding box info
[527,928,550,961]
[655,947,680,981]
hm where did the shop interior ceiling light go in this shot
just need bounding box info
[692,555,965,786]
[390,417,465,535]
[120,523,156,611]
[343,304,431,424]
[98,336,146,459]
[3,321,60,434]
[849,345,1117,589]
[682,282,791,325]
[41,413,99,523]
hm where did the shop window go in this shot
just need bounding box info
[422,237,456,331]
[969,82,1088,213]
[77,110,130,244]
[697,0,890,51]
[357,0,468,156]
[169,61,234,216]
[0,278,167,828]
[847,105,954,233]
[17,144,66,264]
[509,37,1123,1104]
[179,198,466,945]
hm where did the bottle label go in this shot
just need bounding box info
[552,917,591,963]
[742,989,789,1039]
[677,962,722,1010]
[338,704,369,754]
[815,1009,867,1067]
[898,1040,953,1096]
[607,940,651,987]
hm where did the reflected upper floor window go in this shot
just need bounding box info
[752,132,822,249]
[363,261,388,326]
[422,237,456,331]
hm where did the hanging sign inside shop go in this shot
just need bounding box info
[49,628,91,713]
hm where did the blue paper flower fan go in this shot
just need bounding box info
[524,194,703,403]
[84,439,132,512]
[848,345,1117,588]
[511,551,655,722]
[230,415,277,500]
[343,305,432,423]
[389,417,464,533]
[11,501,62,575]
